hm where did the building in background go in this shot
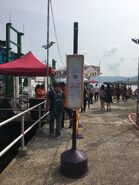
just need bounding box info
[55,64,100,80]
[84,65,100,79]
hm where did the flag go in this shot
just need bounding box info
[131,38,139,44]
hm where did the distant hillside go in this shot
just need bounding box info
[100,76,137,83]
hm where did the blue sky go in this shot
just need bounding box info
[1,0,139,76]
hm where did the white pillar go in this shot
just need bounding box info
[14,76,19,98]
[28,77,32,97]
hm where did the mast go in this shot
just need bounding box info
[46,0,50,91]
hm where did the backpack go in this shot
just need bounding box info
[54,91,64,115]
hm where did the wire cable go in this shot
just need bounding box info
[49,0,64,65]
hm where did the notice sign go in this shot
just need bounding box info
[67,55,84,109]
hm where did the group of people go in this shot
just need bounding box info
[83,84,99,111]
[34,82,133,138]
[99,84,112,111]
[112,84,133,102]
[83,83,133,112]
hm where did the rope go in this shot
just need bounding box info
[50,0,64,65]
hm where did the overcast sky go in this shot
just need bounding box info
[1,0,139,77]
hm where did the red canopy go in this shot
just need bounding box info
[0,51,55,76]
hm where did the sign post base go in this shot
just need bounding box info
[60,149,88,178]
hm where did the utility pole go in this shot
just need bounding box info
[46,0,50,92]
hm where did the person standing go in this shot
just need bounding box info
[99,84,106,111]
[82,86,88,112]
[60,82,67,129]
[86,86,90,109]
[94,83,99,102]
[35,84,46,99]
[47,83,64,138]
[127,86,133,99]
[122,84,127,101]
[89,84,94,104]
[105,84,112,111]
[54,84,64,138]
[46,85,55,135]
[115,84,121,103]
[60,82,72,129]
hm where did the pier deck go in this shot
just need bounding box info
[0,99,139,185]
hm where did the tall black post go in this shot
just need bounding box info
[60,22,88,178]
[72,22,78,150]
[6,23,11,62]
[46,0,50,92]
[73,22,78,54]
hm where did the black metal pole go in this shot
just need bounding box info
[72,22,78,150]
[73,22,78,54]
[47,0,50,92]
[60,22,88,178]
[6,23,11,62]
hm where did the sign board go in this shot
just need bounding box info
[67,55,84,109]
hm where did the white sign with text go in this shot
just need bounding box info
[67,55,84,109]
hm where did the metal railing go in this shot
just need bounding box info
[0,99,49,158]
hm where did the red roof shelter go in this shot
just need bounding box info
[0,51,55,76]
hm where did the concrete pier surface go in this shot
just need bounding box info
[0,99,139,185]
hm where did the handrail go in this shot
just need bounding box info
[0,99,49,158]
[0,100,46,127]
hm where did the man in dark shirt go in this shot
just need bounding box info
[47,83,64,138]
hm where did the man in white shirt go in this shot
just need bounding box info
[94,84,99,102]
